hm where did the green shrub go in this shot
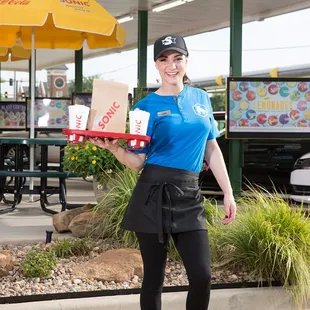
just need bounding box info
[72,238,93,256]
[92,167,139,248]
[62,142,125,179]
[219,185,310,306]
[52,238,93,258]
[23,249,57,278]
[52,238,74,258]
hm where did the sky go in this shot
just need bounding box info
[1,7,310,95]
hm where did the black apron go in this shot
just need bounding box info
[121,164,206,243]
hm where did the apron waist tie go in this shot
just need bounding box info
[145,182,184,245]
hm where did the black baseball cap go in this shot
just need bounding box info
[153,34,189,61]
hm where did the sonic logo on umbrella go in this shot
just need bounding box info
[60,0,90,5]
[60,0,91,11]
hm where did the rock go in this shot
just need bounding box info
[68,211,103,238]
[53,204,94,233]
[16,251,26,258]
[71,248,143,282]
[22,246,32,252]
[230,274,238,281]
[0,251,13,277]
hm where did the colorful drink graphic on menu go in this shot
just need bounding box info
[27,98,71,129]
[229,80,310,132]
[0,103,26,129]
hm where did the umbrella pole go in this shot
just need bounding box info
[29,27,35,201]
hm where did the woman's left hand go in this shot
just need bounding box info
[222,193,237,224]
[88,137,119,153]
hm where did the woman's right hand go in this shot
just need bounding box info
[88,137,120,154]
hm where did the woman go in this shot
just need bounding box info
[89,34,237,310]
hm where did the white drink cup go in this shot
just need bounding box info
[129,109,150,135]
[68,105,90,130]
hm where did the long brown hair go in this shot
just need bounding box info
[183,74,191,85]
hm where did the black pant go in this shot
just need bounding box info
[136,230,211,310]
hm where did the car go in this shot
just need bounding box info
[290,152,310,204]
[199,112,310,195]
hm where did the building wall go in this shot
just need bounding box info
[47,69,68,98]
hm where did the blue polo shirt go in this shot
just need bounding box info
[131,85,219,173]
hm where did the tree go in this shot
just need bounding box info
[67,74,102,96]
[210,93,225,112]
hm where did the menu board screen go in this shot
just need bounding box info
[0,102,26,130]
[227,77,310,139]
[26,97,71,130]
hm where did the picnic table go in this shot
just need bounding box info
[0,137,80,214]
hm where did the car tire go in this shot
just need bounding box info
[4,145,29,166]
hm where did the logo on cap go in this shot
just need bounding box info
[161,36,176,46]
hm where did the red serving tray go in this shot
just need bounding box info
[62,129,151,150]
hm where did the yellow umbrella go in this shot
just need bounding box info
[0,0,125,49]
[0,0,126,193]
[0,42,31,62]
[0,0,126,135]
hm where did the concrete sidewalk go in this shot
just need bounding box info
[0,178,96,244]
[0,287,307,310]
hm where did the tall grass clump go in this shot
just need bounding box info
[204,198,227,265]
[167,197,225,262]
[92,167,139,248]
[221,184,310,306]
[52,237,93,258]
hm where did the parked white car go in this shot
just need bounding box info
[290,152,310,204]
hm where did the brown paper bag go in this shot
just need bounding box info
[89,80,128,133]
